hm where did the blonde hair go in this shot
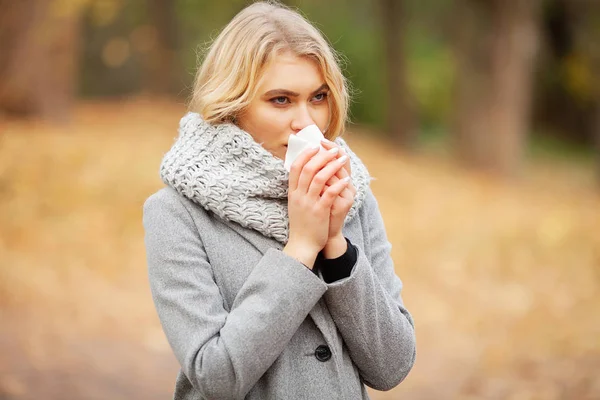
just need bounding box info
[190,1,350,140]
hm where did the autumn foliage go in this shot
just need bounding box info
[0,100,599,399]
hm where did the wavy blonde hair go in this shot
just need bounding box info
[190,1,350,140]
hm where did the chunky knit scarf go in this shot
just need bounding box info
[160,112,371,244]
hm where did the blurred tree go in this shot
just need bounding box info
[378,0,418,149]
[177,0,248,99]
[534,0,594,146]
[532,0,600,181]
[571,2,600,184]
[557,0,600,183]
[81,0,148,97]
[0,0,83,122]
[451,0,542,176]
[290,0,387,128]
[595,103,600,185]
[145,0,179,95]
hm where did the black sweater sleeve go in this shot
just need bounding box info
[314,237,358,283]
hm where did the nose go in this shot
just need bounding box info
[290,105,315,133]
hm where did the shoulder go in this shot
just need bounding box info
[355,184,390,241]
[144,186,186,216]
[144,186,183,209]
[143,187,209,229]
[358,185,380,219]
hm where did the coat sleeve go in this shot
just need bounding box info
[143,189,327,400]
[322,187,416,391]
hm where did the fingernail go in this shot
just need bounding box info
[341,176,351,183]
[337,155,348,163]
[328,147,339,154]
[321,138,334,144]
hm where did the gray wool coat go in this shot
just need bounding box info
[143,186,416,400]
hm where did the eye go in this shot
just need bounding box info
[271,96,290,105]
[313,92,328,102]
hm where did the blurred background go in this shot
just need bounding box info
[1,0,599,399]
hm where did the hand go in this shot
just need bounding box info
[319,140,357,249]
[283,145,351,268]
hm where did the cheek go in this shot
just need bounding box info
[259,109,289,137]
[244,106,288,143]
[313,103,331,132]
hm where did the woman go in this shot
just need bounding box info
[143,1,416,399]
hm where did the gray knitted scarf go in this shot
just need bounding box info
[160,112,371,244]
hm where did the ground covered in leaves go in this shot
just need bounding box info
[1,98,599,399]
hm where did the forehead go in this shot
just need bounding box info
[258,52,325,91]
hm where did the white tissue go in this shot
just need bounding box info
[284,124,325,172]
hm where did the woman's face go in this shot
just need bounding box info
[237,52,330,160]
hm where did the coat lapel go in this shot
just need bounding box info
[218,216,335,344]
[219,218,284,255]
[218,217,337,345]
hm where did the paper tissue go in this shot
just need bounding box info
[284,124,326,172]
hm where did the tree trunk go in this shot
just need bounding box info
[379,0,417,149]
[488,0,541,175]
[145,0,179,95]
[595,103,600,186]
[451,0,491,169]
[567,0,600,186]
[452,0,542,176]
[0,0,82,122]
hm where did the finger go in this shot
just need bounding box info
[333,167,355,192]
[326,170,352,189]
[326,174,340,187]
[320,177,351,208]
[320,138,352,175]
[297,147,340,194]
[322,183,353,200]
[321,175,338,196]
[288,145,320,191]
[333,165,357,196]
[321,181,353,203]
[335,165,349,179]
[307,155,348,197]
[319,139,338,151]
[340,186,354,200]
[336,147,352,176]
[323,140,351,174]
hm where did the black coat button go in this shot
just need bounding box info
[315,345,332,362]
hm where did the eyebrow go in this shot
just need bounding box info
[263,84,329,98]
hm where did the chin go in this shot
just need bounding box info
[266,145,286,161]
[280,146,288,160]
[268,150,284,160]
